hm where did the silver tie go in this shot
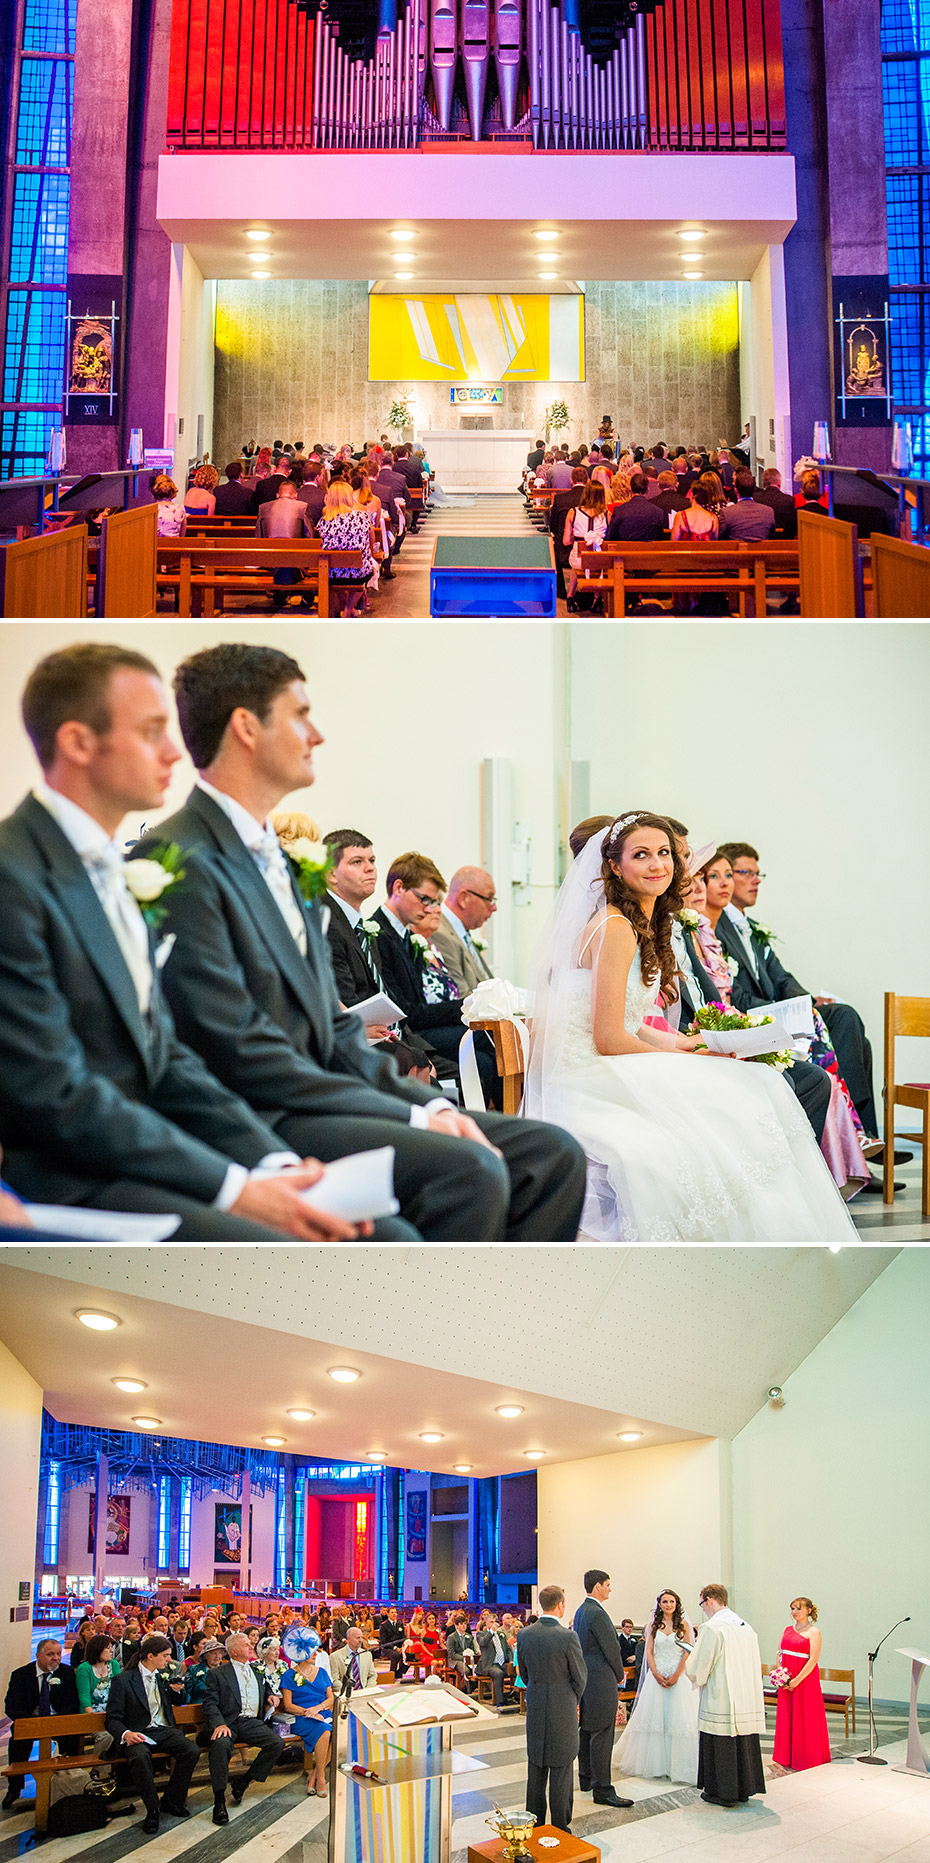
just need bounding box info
[252,830,308,954]
[83,846,153,1015]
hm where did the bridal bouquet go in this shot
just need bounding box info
[768,1665,792,1690]
[690,1002,795,1071]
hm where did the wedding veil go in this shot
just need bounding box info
[523,826,610,1123]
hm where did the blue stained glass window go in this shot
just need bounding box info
[1,408,58,477]
[16,58,72,165]
[882,0,930,477]
[293,1479,305,1590]
[24,0,76,55]
[44,1462,61,1566]
[178,1478,192,1572]
[157,1476,171,1569]
[9,174,71,284]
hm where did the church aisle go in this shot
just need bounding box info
[371,494,533,620]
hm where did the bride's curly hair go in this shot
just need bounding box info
[601,812,686,999]
[650,1589,686,1641]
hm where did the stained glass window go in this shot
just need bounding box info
[882,0,930,476]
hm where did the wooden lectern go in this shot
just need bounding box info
[327,1682,496,1863]
[895,1649,930,1776]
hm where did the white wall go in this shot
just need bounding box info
[732,1247,929,1703]
[738,244,791,479]
[165,248,216,471]
[537,1438,731,1631]
[570,622,930,1105]
[0,1340,43,1679]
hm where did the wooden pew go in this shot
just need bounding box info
[470,1017,528,1115]
[1,1702,305,1832]
[183,515,261,536]
[578,541,800,617]
[155,537,364,616]
[869,532,930,617]
[96,504,158,616]
[798,510,863,617]
[0,525,89,616]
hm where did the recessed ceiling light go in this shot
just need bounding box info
[287,1409,316,1422]
[618,1431,643,1442]
[251,270,271,279]
[367,1450,387,1460]
[328,1367,361,1383]
[681,252,703,263]
[112,1378,147,1393]
[132,1416,162,1430]
[538,272,557,280]
[523,1449,546,1459]
[535,230,559,241]
[453,1464,473,1473]
[395,271,414,280]
[677,228,705,239]
[496,1405,524,1418]
[246,229,271,240]
[683,272,703,280]
[391,229,415,241]
[77,1310,120,1331]
[263,1436,286,1447]
[419,1431,444,1443]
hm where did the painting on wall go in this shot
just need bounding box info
[406,1490,427,1561]
[87,1494,131,1556]
[214,1502,242,1565]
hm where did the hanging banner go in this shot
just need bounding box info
[87,1493,131,1556]
[406,1490,426,1560]
[214,1502,242,1564]
[833,276,892,428]
[65,274,122,425]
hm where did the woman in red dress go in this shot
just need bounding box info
[773,1597,831,1770]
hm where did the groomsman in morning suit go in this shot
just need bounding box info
[323,826,435,1070]
[431,866,498,999]
[105,1636,200,1832]
[136,644,585,1242]
[715,841,899,1170]
[517,1586,587,1834]
[573,1572,633,1808]
[0,642,348,1240]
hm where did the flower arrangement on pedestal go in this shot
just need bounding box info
[387,396,413,435]
[545,399,571,444]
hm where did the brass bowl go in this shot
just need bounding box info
[486,1810,537,1860]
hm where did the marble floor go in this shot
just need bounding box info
[3,1706,926,1863]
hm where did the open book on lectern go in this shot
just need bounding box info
[364,1685,479,1727]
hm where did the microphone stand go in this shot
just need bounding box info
[857,1617,910,1765]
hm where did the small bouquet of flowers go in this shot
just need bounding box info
[689,1002,795,1072]
[286,837,334,904]
[768,1665,792,1690]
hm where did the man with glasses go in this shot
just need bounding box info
[716,841,904,1175]
[432,865,498,998]
[685,1586,765,1809]
[374,851,501,1105]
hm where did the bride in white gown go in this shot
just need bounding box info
[523,812,856,1242]
[615,1592,699,1785]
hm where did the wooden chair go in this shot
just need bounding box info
[870,532,930,617]
[470,1017,528,1114]
[883,993,930,1214]
[820,1669,856,1736]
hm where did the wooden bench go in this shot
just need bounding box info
[470,1017,528,1115]
[1,1702,304,1832]
[760,1664,856,1737]
[578,541,801,617]
[155,538,364,616]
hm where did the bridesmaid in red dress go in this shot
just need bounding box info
[773,1597,832,1769]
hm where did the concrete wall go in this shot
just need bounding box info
[0,1341,43,1681]
[732,1248,928,1701]
[63,1485,152,1578]
[739,245,792,479]
[212,279,742,466]
[537,1439,732,1630]
[166,247,217,471]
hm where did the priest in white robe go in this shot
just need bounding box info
[685,1584,766,1806]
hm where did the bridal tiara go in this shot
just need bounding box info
[604,812,645,848]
